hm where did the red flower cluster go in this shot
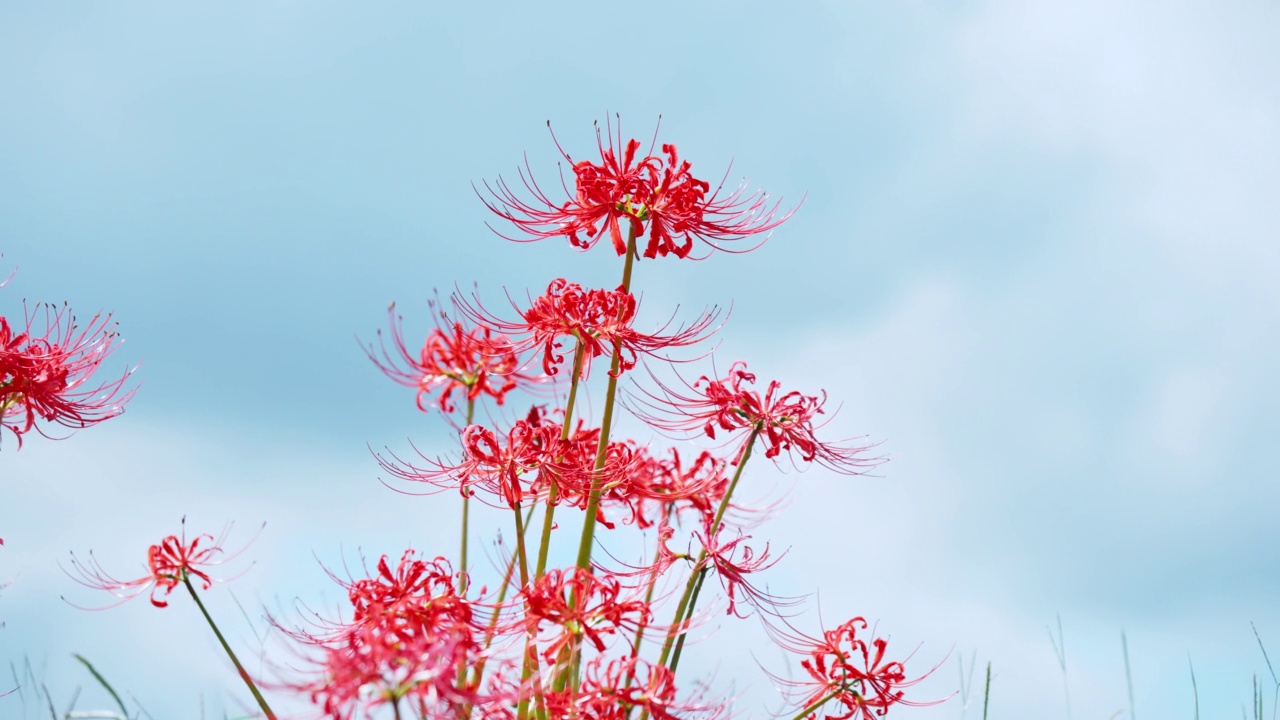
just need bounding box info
[520,567,651,663]
[632,361,883,474]
[364,300,537,418]
[773,618,944,720]
[288,552,492,719]
[381,414,734,537]
[51,120,945,720]
[0,303,136,449]
[692,521,789,619]
[457,279,718,380]
[479,119,794,260]
[543,657,719,720]
[377,409,562,505]
[604,447,729,531]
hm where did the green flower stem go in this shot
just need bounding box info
[509,501,532,587]
[534,340,587,581]
[181,574,276,720]
[572,228,638,572]
[667,567,709,675]
[456,395,478,705]
[628,506,673,661]
[551,229,638,693]
[511,501,546,720]
[788,689,842,720]
[459,396,477,595]
[623,510,679,720]
[465,504,534,719]
[654,428,759,672]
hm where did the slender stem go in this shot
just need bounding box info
[788,689,842,720]
[667,567,708,675]
[572,229,638,572]
[181,575,276,720]
[654,428,759,672]
[465,504,535,720]
[459,397,476,596]
[535,341,587,581]
[710,428,759,535]
[553,231,637,692]
[510,501,545,720]
[629,509,673,660]
[392,696,403,720]
[509,503,531,595]
[455,398,478,699]
[637,433,761,720]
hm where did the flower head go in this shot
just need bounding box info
[543,656,726,720]
[630,361,883,474]
[692,520,796,619]
[1,303,137,449]
[364,299,538,419]
[769,617,948,720]
[519,566,652,664]
[278,551,497,720]
[375,410,563,506]
[478,117,795,260]
[66,520,259,609]
[613,447,730,530]
[456,279,718,380]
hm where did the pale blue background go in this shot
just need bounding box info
[2,1,1279,718]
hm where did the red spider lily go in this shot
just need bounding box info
[690,520,800,619]
[628,361,883,474]
[477,117,795,260]
[66,521,259,609]
[767,617,947,720]
[636,142,792,261]
[611,447,731,530]
[303,626,482,720]
[455,279,719,380]
[277,552,506,720]
[543,656,727,720]
[363,299,539,418]
[552,436,656,530]
[0,303,136,449]
[478,119,661,256]
[346,552,475,631]
[376,411,657,527]
[519,567,652,664]
[375,412,563,506]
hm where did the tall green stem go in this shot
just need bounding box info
[456,397,478,706]
[655,428,759,672]
[182,575,276,720]
[459,396,476,595]
[572,229,638,572]
[511,500,545,720]
[628,508,673,660]
[550,230,637,693]
[535,341,587,580]
[465,504,534,720]
[788,689,842,720]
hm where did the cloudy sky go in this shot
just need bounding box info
[3,0,1279,718]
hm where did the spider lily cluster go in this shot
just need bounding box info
[46,119,945,720]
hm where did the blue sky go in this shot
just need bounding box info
[2,0,1279,717]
